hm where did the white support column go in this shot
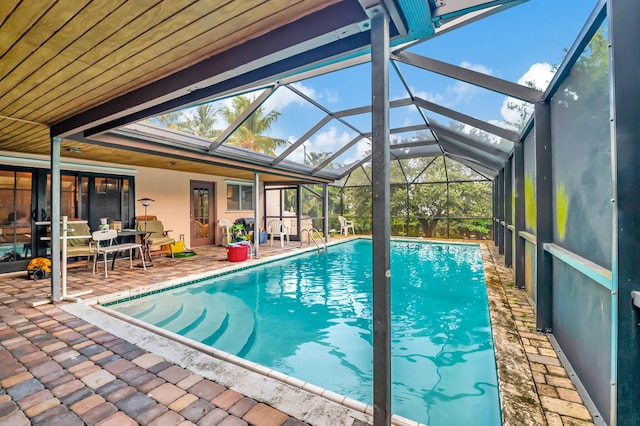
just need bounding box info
[51,137,61,301]
[254,172,260,257]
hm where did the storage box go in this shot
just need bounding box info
[259,231,267,244]
[226,244,248,262]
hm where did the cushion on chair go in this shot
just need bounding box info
[67,223,91,247]
[137,220,175,251]
[137,220,165,237]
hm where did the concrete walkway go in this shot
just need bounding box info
[0,240,598,425]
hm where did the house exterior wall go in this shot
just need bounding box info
[134,166,262,247]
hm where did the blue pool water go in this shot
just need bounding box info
[107,240,500,425]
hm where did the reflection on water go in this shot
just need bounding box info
[111,240,500,425]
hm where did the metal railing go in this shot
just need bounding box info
[300,228,327,252]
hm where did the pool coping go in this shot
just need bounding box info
[61,238,542,425]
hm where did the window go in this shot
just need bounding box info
[227,182,254,211]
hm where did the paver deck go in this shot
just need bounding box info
[0,239,598,425]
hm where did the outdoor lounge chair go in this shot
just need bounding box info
[65,221,94,265]
[338,216,355,236]
[268,219,289,247]
[136,219,175,258]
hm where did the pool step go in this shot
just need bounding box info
[134,295,183,325]
[204,293,255,356]
[161,296,207,334]
[109,292,256,357]
[111,298,155,318]
[181,294,228,343]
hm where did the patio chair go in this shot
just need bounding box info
[136,219,175,258]
[338,216,355,236]
[219,219,233,245]
[268,219,289,248]
[66,221,94,265]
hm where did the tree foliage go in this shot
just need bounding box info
[177,104,221,139]
[221,95,287,156]
[341,157,491,238]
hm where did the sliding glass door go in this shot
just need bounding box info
[0,170,34,272]
[0,165,136,273]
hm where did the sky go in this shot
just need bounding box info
[168,0,600,169]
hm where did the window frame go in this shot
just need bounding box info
[226,181,254,211]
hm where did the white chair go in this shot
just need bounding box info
[219,219,233,245]
[338,216,355,235]
[268,219,289,248]
[90,229,146,278]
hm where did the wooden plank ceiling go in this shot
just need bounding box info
[0,0,340,182]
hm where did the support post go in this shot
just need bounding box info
[513,142,526,289]
[609,0,640,423]
[497,169,504,255]
[370,5,391,425]
[51,137,61,302]
[491,181,500,246]
[504,157,513,266]
[534,101,553,331]
[323,184,329,242]
[254,172,260,258]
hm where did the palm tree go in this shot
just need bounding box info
[178,104,221,139]
[221,95,286,156]
[149,111,183,129]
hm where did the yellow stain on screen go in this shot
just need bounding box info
[556,182,569,241]
[524,174,536,232]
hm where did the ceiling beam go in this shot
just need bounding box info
[85,133,331,183]
[428,121,511,159]
[437,136,504,170]
[414,96,519,142]
[392,51,543,103]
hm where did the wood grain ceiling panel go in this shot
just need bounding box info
[0,1,55,58]
[0,0,344,183]
[0,1,91,82]
[1,0,194,120]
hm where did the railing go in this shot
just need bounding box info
[300,228,327,252]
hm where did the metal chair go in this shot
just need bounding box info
[91,229,145,278]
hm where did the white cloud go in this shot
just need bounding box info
[310,126,352,152]
[460,61,493,75]
[408,61,493,109]
[263,82,316,112]
[324,88,339,103]
[287,126,353,163]
[517,62,554,88]
[499,62,555,126]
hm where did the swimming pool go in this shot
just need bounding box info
[106,239,500,425]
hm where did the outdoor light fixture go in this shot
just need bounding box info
[137,198,155,266]
[138,197,154,207]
